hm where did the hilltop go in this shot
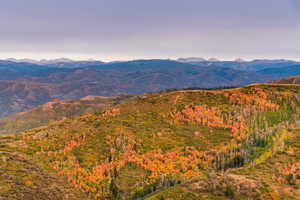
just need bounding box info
[1,84,300,199]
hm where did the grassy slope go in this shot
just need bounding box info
[1,84,300,199]
[0,136,92,200]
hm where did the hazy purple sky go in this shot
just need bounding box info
[1,0,300,61]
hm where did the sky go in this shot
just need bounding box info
[0,0,300,61]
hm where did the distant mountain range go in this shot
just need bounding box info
[0,58,299,117]
[176,58,299,71]
[5,57,102,64]
[3,58,105,69]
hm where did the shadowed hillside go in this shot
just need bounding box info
[275,75,300,84]
[1,84,300,199]
[257,65,300,78]
[0,95,134,135]
[0,80,58,117]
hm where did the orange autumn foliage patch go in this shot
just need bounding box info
[52,131,212,198]
[127,147,206,179]
[224,88,279,112]
[171,105,246,139]
[102,108,121,117]
[171,88,279,140]
[280,162,300,178]
[171,105,229,129]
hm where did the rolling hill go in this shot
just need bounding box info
[1,84,300,199]
[0,95,134,135]
[0,80,58,117]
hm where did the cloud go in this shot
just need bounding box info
[0,0,299,60]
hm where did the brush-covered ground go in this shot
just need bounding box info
[1,84,300,199]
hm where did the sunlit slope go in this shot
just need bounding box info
[146,126,300,200]
[1,84,300,199]
[0,136,92,200]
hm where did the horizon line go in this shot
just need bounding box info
[1,56,300,63]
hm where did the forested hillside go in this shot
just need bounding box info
[1,84,300,199]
